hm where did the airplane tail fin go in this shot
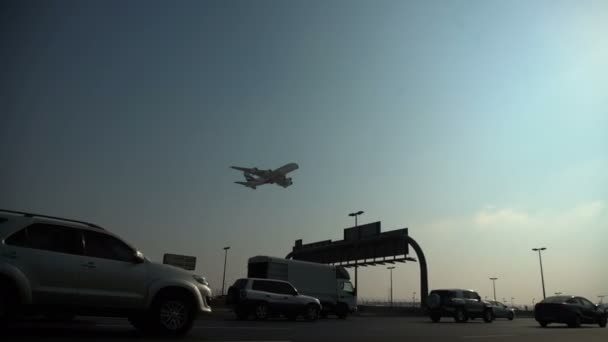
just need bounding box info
[235,181,256,189]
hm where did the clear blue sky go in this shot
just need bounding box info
[1,0,606,304]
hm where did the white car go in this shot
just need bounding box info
[0,209,212,336]
[227,278,321,321]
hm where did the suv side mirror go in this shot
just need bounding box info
[133,251,145,264]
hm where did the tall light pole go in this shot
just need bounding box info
[532,247,547,299]
[413,292,417,306]
[221,246,230,296]
[599,295,606,304]
[489,277,498,302]
[511,297,515,307]
[387,266,395,307]
[348,210,364,295]
[532,298,536,306]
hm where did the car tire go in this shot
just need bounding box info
[508,312,514,321]
[454,308,468,323]
[430,314,441,323]
[483,309,494,323]
[539,321,548,328]
[568,315,581,328]
[150,293,196,336]
[336,303,348,319]
[598,316,607,328]
[254,303,270,320]
[305,304,319,321]
[320,311,329,319]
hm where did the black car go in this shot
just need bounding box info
[426,289,494,323]
[534,295,607,328]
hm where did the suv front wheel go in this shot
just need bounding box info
[454,308,468,323]
[483,309,493,323]
[150,293,196,336]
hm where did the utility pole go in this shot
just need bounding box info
[221,246,230,296]
[489,277,498,302]
[387,266,395,307]
[532,247,547,299]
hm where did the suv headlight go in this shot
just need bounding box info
[193,275,209,286]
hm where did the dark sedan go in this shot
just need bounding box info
[489,301,515,320]
[534,295,607,328]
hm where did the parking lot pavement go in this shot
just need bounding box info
[3,315,607,342]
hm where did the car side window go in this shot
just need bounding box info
[275,282,296,295]
[84,231,135,262]
[565,298,578,304]
[5,228,28,247]
[26,223,84,255]
[252,280,273,293]
[578,298,595,308]
[464,291,479,300]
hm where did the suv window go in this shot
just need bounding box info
[5,228,27,247]
[27,223,83,255]
[275,282,297,295]
[578,298,595,308]
[252,280,275,293]
[464,291,480,300]
[84,231,135,262]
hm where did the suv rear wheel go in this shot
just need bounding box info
[430,313,441,323]
[599,316,607,328]
[0,279,17,321]
[568,315,581,328]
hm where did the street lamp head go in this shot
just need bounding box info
[357,210,364,215]
[490,277,498,280]
[387,266,395,270]
[532,247,546,251]
[223,246,231,250]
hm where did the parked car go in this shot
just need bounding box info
[0,209,212,336]
[534,295,607,328]
[489,301,515,320]
[226,278,321,321]
[426,289,494,323]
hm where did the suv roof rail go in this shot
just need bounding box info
[0,209,104,230]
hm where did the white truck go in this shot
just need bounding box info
[248,256,357,318]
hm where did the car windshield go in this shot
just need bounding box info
[542,296,571,304]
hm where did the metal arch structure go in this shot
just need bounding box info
[285,222,429,308]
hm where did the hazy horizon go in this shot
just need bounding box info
[1,0,606,305]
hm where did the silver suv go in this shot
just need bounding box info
[0,210,212,336]
[226,278,321,321]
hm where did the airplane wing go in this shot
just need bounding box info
[230,166,270,177]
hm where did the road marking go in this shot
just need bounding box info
[462,335,517,339]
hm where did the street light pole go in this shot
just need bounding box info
[532,247,547,299]
[599,295,606,304]
[221,246,230,296]
[387,266,395,307]
[348,210,364,296]
[413,292,417,306]
[490,277,498,302]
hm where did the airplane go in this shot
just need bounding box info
[231,163,299,189]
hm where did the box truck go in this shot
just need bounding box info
[248,256,357,318]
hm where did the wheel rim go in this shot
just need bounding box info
[160,300,187,331]
[308,306,318,319]
[256,305,268,319]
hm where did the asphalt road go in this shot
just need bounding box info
[3,314,607,342]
